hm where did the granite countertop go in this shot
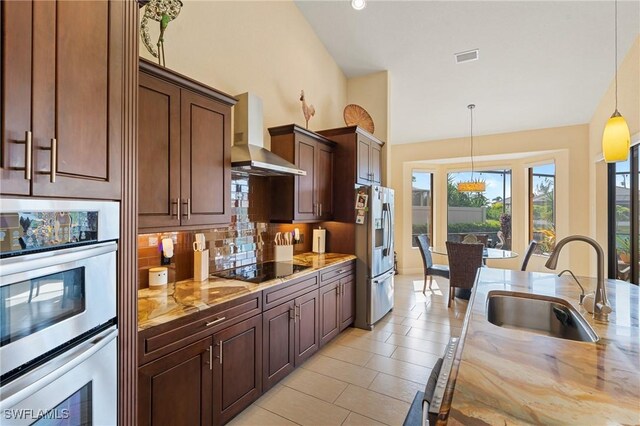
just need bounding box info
[444,268,639,425]
[138,252,356,331]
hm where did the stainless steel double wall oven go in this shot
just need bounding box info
[0,199,119,425]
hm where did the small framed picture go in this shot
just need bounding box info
[355,209,366,224]
[355,193,368,210]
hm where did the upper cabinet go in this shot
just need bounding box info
[138,60,236,231]
[318,126,385,222]
[268,124,335,223]
[319,126,384,186]
[1,0,124,200]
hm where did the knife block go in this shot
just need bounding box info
[194,249,209,282]
[274,245,293,262]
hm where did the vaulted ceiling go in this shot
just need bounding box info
[295,1,640,144]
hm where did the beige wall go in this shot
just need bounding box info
[139,1,347,143]
[346,71,391,184]
[392,125,592,278]
[589,36,640,270]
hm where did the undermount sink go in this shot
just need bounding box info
[486,291,599,342]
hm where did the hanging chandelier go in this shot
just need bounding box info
[458,104,485,192]
[602,0,630,162]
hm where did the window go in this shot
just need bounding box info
[412,171,433,247]
[447,170,512,249]
[529,163,556,254]
[608,145,639,284]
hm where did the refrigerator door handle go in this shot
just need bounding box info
[373,269,395,284]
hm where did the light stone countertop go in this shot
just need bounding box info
[138,252,356,331]
[444,268,639,425]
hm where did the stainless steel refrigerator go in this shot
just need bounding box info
[355,185,395,330]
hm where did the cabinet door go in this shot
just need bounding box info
[295,290,319,365]
[356,136,372,185]
[263,301,295,390]
[138,337,213,426]
[213,315,262,426]
[370,142,382,185]
[339,275,356,331]
[316,142,334,220]
[295,135,318,220]
[1,1,32,196]
[138,72,181,229]
[31,0,122,199]
[181,89,231,227]
[319,282,340,347]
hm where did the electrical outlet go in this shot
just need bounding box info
[296,233,304,244]
[148,236,158,246]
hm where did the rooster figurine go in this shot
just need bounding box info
[300,90,315,129]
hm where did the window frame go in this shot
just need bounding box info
[608,145,639,284]
[411,169,434,248]
[528,163,556,252]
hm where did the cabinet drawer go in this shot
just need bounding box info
[320,261,355,286]
[263,274,318,310]
[139,292,261,365]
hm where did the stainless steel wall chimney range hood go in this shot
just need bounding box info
[232,93,306,176]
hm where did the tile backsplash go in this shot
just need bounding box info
[138,173,311,288]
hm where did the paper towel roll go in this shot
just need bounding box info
[312,228,326,254]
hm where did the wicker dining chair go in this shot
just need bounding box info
[445,241,484,307]
[416,235,450,293]
[520,241,539,271]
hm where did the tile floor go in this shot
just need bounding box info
[229,274,469,426]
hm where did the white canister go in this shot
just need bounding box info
[149,267,168,287]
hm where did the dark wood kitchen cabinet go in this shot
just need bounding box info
[319,262,356,346]
[268,124,335,222]
[318,126,385,221]
[138,337,213,426]
[213,315,262,426]
[138,59,236,231]
[1,0,124,200]
[262,275,320,390]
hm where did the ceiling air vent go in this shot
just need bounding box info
[455,49,479,64]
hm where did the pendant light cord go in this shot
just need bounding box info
[614,0,618,110]
[468,104,475,181]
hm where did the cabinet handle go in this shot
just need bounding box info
[289,307,295,321]
[42,138,57,183]
[205,317,226,327]
[183,198,191,220]
[295,305,300,321]
[24,131,33,180]
[219,341,223,365]
[172,198,180,218]
[319,203,322,217]
[207,345,213,370]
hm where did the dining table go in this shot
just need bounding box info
[430,246,519,260]
[430,246,519,299]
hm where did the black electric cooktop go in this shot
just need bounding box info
[214,261,311,283]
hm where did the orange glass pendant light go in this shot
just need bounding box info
[602,0,630,163]
[458,104,486,192]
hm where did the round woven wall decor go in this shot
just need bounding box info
[343,104,375,134]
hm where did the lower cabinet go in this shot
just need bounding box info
[138,263,354,425]
[213,315,262,426]
[139,337,213,426]
[263,290,319,391]
[339,274,356,331]
[320,273,356,346]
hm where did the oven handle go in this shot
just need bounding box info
[0,241,117,277]
[0,326,118,410]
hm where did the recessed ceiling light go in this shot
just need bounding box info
[351,0,366,11]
